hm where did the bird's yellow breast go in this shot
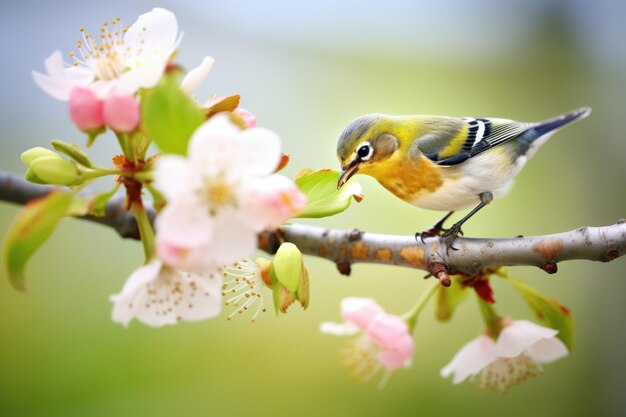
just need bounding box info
[359,154,444,202]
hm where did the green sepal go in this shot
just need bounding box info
[86,184,121,217]
[435,278,470,322]
[142,73,205,155]
[24,168,47,184]
[506,277,574,350]
[269,267,281,315]
[2,191,74,291]
[86,126,106,148]
[51,140,93,167]
[272,242,302,292]
[294,169,363,218]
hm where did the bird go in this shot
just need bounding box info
[336,107,591,248]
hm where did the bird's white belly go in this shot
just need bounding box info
[410,151,524,211]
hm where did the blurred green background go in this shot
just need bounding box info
[1,1,625,416]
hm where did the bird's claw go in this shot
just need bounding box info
[442,223,464,252]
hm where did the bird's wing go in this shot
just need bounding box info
[421,117,534,166]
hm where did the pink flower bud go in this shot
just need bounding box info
[69,87,104,131]
[246,175,306,230]
[103,93,140,133]
[233,107,257,128]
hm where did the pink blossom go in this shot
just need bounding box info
[320,297,414,385]
[103,93,140,133]
[69,87,104,131]
[244,175,306,230]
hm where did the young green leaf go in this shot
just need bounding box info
[294,169,363,218]
[87,184,121,217]
[142,73,205,155]
[435,279,469,321]
[3,191,74,291]
[507,277,574,350]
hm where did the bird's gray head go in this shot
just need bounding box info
[336,114,400,188]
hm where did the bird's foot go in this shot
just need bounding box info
[441,222,464,251]
[417,226,445,243]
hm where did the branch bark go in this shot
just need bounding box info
[1,171,624,277]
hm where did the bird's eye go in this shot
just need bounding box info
[357,142,373,161]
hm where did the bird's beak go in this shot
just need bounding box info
[337,159,360,189]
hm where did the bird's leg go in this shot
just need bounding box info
[443,191,494,250]
[417,211,455,243]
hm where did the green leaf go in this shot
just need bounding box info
[435,278,470,322]
[272,242,302,292]
[3,191,74,291]
[507,277,574,350]
[294,169,363,218]
[142,73,205,155]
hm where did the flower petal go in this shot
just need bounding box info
[237,127,282,176]
[441,335,498,384]
[111,261,223,327]
[32,51,94,101]
[526,337,569,364]
[124,8,178,58]
[110,260,163,327]
[340,297,385,330]
[319,321,360,336]
[181,56,215,94]
[378,335,414,370]
[154,155,199,200]
[199,209,258,267]
[496,320,559,359]
[367,313,411,351]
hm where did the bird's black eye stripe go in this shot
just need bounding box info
[357,142,373,160]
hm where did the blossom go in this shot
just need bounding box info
[441,319,568,392]
[154,114,305,272]
[33,8,181,100]
[320,297,414,386]
[221,258,270,322]
[110,259,222,327]
[181,56,215,94]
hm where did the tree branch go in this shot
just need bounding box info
[1,171,624,278]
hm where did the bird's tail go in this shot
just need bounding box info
[517,107,591,156]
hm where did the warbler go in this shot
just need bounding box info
[336,107,591,246]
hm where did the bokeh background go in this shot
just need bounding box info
[1,1,625,416]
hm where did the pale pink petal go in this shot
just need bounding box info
[110,260,163,327]
[153,155,197,200]
[187,114,242,173]
[156,196,215,248]
[124,8,178,59]
[496,320,559,358]
[181,56,215,94]
[319,321,360,336]
[123,8,179,90]
[32,51,94,101]
[237,127,282,176]
[526,337,569,364]
[239,174,307,231]
[441,335,498,384]
[111,260,223,327]
[367,313,411,350]
[199,209,258,267]
[340,297,384,330]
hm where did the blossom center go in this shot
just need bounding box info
[205,180,234,213]
[70,17,129,81]
[475,353,543,393]
[341,335,383,383]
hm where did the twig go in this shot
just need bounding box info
[1,171,624,276]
